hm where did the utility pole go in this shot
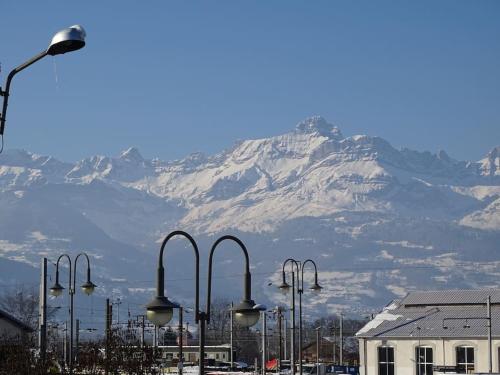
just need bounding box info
[113,298,122,325]
[284,317,288,362]
[339,314,343,366]
[64,321,68,369]
[262,311,267,375]
[136,315,146,347]
[290,270,296,375]
[277,307,283,372]
[141,316,145,347]
[230,302,234,370]
[315,327,321,375]
[487,296,492,373]
[39,257,47,366]
[332,323,336,364]
[179,307,184,375]
[105,298,113,375]
[75,319,80,363]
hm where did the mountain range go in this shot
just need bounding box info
[0,116,499,320]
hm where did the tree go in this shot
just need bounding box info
[0,286,58,329]
[206,297,231,344]
[0,286,38,328]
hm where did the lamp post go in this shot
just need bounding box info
[278,259,322,375]
[279,259,298,375]
[261,310,267,375]
[145,231,264,375]
[315,326,321,375]
[0,25,86,139]
[270,306,285,372]
[49,252,96,375]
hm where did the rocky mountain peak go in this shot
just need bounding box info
[295,116,344,139]
[119,147,144,162]
[479,146,500,177]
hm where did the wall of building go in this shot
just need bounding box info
[156,346,231,363]
[0,319,26,339]
[359,337,500,375]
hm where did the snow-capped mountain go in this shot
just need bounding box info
[0,116,499,317]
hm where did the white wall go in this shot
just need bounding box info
[359,337,500,375]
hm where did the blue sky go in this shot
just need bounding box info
[1,1,499,162]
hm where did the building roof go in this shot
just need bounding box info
[401,289,500,306]
[357,289,500,339]
[0,308,34,333]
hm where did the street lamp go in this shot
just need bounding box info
[279,259,298,375]
[315,326,322,375]
[146,231,264,375]
[278,258,322,375]
[0,25,86,138]
[50,252,96,375]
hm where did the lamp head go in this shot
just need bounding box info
[232,300,265,328]
[81,280,96,296]
[309,281,323,294]
[50,282,65,297]
[47,25,86,56]
[146,296,180,326]
[278,270,291,295]
[278,280,291,295]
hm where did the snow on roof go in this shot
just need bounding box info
[357,290,500,339]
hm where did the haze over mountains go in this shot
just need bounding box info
[0,116,499,317]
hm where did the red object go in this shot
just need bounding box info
[266,358,278,370]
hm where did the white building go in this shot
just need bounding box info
[157,344,231,364]
[356,290,500,375]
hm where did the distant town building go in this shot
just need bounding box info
[302,338,345,363]
[157,344,231,365]
[356,289,500,374]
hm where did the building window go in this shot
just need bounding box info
[378,346,394,375]
[456,346,474,373]
[416,346,433,375]
[216,354,220,360]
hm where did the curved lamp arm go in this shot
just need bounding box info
[301,259,320,291]
[55,254,72,290]
[0,51,48,135]
[206,235,250,323]
[73,252,91,290]
[158,230,200,322]
[281,258,300,290]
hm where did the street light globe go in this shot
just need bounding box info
[47,25,86,56]
[235,310,260,328]
[145,296,179,326]
[232,300,266,328]
[310,282,323,295]
[81,281,96,296]
[278,281,291,295]
[147,308,173,326]
[50,282,64,297]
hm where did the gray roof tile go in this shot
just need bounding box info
[357,289,500,339]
